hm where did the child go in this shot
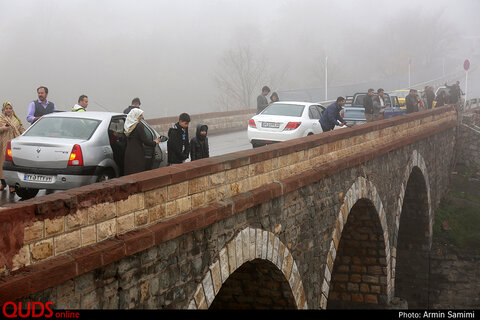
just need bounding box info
[190,124,209,161]
[167,113,190,165]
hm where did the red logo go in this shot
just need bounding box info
[2,302,54,318]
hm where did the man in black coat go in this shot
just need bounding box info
[167,113,190,165]
[257,86,270,114]
[405,89,419,114]
[123,97,141,114]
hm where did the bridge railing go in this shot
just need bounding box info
[146,108,256,136]
[0,105,460,302]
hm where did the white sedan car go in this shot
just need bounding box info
[247,101,326,147]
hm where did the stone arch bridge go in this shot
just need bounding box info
[0,105,463,309]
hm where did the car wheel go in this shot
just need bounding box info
[96,168,115,182]
[15,187,39,200]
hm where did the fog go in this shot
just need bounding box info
[1,0,479,125]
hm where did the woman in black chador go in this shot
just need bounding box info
[123,108,160,175]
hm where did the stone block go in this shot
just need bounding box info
[168,181,189,200]
[55,230,81,254]
[65,209,88,231]
[24,220,44,244]
[117,213,135,234]
[148,204,166,223]
[30,239,53,262]
[135,209,149,227]
[88,202,116,224]
[45,217,64,237]
[117,193,145,216]
[144,187,167,208]
[81,225,96,246]
[96,219,116,242]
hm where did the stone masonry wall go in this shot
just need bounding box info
[17,128,457,309]
[0,106,458,308]
[455,109,480,170]
[428,248,480,308]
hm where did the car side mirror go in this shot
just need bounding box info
[159,135,168,142]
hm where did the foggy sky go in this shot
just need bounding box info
[1,0,479,125]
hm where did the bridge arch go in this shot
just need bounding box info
[393,150,432,308]
[187,227,308,309]
[321,176,392,309]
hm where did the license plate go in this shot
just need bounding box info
[24,174,54,183]
[261,122,280,128]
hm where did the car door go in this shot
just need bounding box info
[141,120,162,169]
[108,116,127,176]
[308,105,323,134]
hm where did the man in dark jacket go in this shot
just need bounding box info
[364,88,375,122]
[190,124,209,161]
[123,97,141,114]
[256,86,270,114]
[167,113,190,165]
[405,89,419,114]
[319,97,349,132]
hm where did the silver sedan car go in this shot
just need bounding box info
[3,111,167,199]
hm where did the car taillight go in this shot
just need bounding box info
[68,144,84,166]
[5,140,12,162]
[284,122,301,130]
[248,119,256,128]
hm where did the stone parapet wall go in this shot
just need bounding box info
[0,105,458,303]
[145,109,256,136]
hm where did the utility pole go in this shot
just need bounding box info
[325,56,328,101]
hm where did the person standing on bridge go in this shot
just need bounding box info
[123,97,141,114]
[405,89,419,114]
[445,81,463,104]
[372,88,385,121]
[257,86,270,114]
[270,92,279,104]
[123,108,160,175]
[435,90,447,108]
[319,97,350,132]
[72,95,88,112]
[26,86,56,124]
[167,113,190,165]
[190,124,209,161]
[0,102,25,193]
[364,88,375,122]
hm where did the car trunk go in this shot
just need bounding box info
[11,137,78,169]
[254,115,301,132]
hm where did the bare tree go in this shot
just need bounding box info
[214,44,270,110]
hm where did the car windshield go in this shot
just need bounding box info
[24,117,101,140]
[262,104,305,117]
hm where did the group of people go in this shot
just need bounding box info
[256,86,280,114]
[362,81,464,121]
[404,81,463,114]
[121,100,210,176]
[363,88,388,122]
[0,87,211,193]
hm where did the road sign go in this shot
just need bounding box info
[464,59,470,71]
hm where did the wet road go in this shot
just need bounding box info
[0,130,252,205]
